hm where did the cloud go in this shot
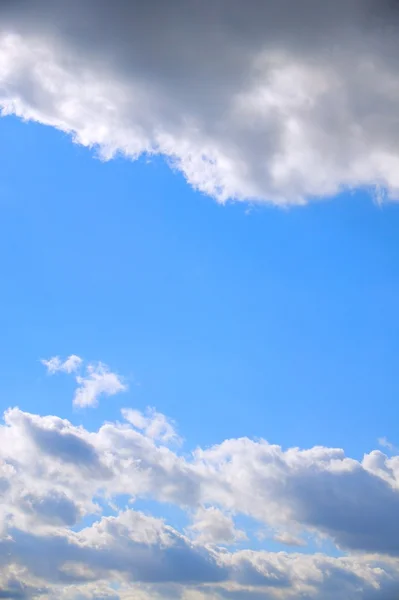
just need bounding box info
[2,510,399,599]
[122,408,180,445]
[2,1,399,204]
[74,362,127,408]
[41,355,127,408]
[378,437,398,453]
[188,507,247,546]
[3,405,399,597]
[272,532,306,548]
[3,407,399,558]
[0,580,46,599]
[41,355,82,375]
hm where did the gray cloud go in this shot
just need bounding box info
[283,465,399,554]
[1,1,399,203]
[2,512,226,586]
[19,491,81,527]
[3,409,399,556]
[0,579,46,599]
[14,410,112,479]
[3,510,399,599]
[2,407,399,597]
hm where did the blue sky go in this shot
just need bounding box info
[3,3,399,599]
[2,115,399,457]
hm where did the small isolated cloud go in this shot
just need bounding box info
[378,437,398,453]
[41,355,127,408]
[41,355,82,374]
[189,507,247,546]
[74,362,127,408]
[122,407,180,444]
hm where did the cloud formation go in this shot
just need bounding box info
[41,355,82,375]
[2,396,399,597]
[122,407,180,445]
[74,362,127,408]
[41,356,127,408]
[1,1,399,204]
[188,507,247,546]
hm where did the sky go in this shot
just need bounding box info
[2,2,399,599]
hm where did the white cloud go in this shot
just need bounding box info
[41,355,127,408]
[378,437,398,453]
[74,362,127,408]
[189,507,247,546]
[41,355,82,374]
[3,404,399,596]
[3,406,399,557]
[2,505,399,599]
[2,1,399,205]
[122,407,180,445]
[8,353,399,596]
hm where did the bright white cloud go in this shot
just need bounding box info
[74,362,127,408]
[41,355,127,408]
[1,1,399,205]
[122,407,180,445]
[41,354,82,374]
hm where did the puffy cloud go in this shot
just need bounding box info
[3,404,399,596]
[41,355,82,375]
[41,355,127,408]
[2,1,399,204]
[3,513,399,599]
[188,507,247,546]
[195,439,399,555]
[1,510,226,588]
[4,407,399,555]
[74,362,127,408]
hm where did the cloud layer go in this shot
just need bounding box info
[2,1,399,204]
[2,397,399,598]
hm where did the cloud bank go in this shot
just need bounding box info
[1,1,399,204]
[2,395,399,598]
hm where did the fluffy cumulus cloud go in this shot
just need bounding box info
[2,1,399,204]
[188,507,247,546]
[73,363,127,408]
[3,372,399,598]
[41,356,127,408]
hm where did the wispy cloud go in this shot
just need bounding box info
[122,407,180,445]
[378,436,398,453]
[272,531,306,548]
[41,354,82,374]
